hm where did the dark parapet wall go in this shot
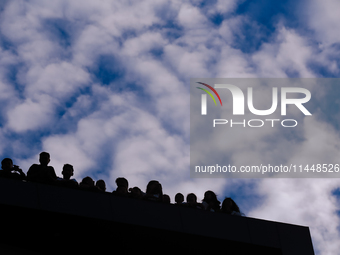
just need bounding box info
[0,177,314,255]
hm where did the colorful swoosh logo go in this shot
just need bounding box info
[196,82,223,106]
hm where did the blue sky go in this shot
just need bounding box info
[1,0,340,253]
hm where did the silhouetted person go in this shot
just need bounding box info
[175,193,184,205]
[162,194,171,204]
[202,190,220,212]
[0,158,26,180]
[96,179,106,192]
[57,164,78,188]
[79,176,99,192]
[113,177,129,196]
[143,180,163,202]
[185,193,203,209]
[27,152,57,184]
[129,186,143,199]
[221,197,244,216]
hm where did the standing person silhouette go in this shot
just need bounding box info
[221,197,244,216]
[202,190,220,212]
[27,152,57,184]
[57,164,78,188]
[143,180,163,202]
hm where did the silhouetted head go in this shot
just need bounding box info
[96,179,106,192]
[129,186,142,199]
[116,177,128,188]
[163,194,171,204]
[146,180,162,195]
[62,164,74,180]
[187,193,197,205]
[221,197,240,214]
[175,193,184,204]
[203,190,218,203]
[116,186,128,195]
[115,177,128,194]
[39,152,50,166]
[80,176,94,187]
[202,190,220,211]
[1,158,13,171]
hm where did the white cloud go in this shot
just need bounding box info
[216,45,255,77]
[7,95,56,132]
[72,24,120,67]
[122,32,167,58]
[25,62,90,99]
[303,0,340,45]
[214,0,240,14]
[177,4,209,30]
[250,178,340,254]
[253,27,315,77]
[248,115,340,254]
[42,134,96,179]
[163,44,214,77]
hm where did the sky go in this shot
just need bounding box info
[0,0,340,254]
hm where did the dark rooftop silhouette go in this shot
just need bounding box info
[0,177,315,255]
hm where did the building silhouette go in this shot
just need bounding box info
[0,177,314,254]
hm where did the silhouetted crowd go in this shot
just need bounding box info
[0,152,244,216]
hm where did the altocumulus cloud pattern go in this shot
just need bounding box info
[1,1,340,254]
